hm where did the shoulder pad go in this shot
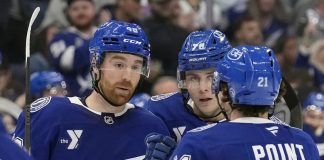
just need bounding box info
[31,97,52,113]
[151,92,178,101]
[189,123,217,133]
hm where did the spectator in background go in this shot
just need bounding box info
[1,113,16,134]
[98,0,143,25]
[0,96,22,134]
[247,0,290,47]
[30,23,61,74]
[225,0,289,48]
[274,35,313,101]
[303,92,324,159]
[0,51,23,102]
[309,40,324,91]
[142,0,189,76]
[49,0,96,97]
[232,16,263,46]
[177,0,225,31]
[151,76,179,96]
[295,0,324,47]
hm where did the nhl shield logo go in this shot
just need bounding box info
[104,116,114,124]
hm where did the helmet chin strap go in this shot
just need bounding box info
[215,95,230,121]
[92,69,122,107]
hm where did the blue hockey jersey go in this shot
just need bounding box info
[0,121,32,160]
[144,92,207,143]
[49,27,94,97]
[171,117,320,160]
[13,96,170,160]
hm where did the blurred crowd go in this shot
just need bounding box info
[0,0,323,156]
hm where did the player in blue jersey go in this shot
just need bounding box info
[13,20,170,160]
[144,30,231,160]
[49,0,96,96]
[16,71,67,108]
[30,71,68,100]
[171,45,320,160]
[144,29,232,143]
[0,119,32,160]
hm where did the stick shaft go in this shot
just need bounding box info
[24,7,40,153]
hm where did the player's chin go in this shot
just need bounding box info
[113,94,133,106]
[198,105,220,116]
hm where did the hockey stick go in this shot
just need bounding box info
[25,7,40,152]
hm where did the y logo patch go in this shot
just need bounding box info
[67,130,83,149]
[173,126,186,143]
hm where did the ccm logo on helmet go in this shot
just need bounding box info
[123,39,142,45]
[189,57,207,62]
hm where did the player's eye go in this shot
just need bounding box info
[206,75,214,82]
[188,76,199,83]
[131,65,142,72]
[113,63,126,70]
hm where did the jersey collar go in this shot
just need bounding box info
[68,96,135,117]
[231,117,275,124]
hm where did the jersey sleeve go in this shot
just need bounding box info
[307,134,321,160]
[170,132,206,160]
[144,97,166,121]
[0,133,33,160]
[13,97,59,159]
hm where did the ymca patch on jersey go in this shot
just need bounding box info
[31,97,51,113]
[151,92,177,101]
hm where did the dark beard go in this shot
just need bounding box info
[100,80,135,106]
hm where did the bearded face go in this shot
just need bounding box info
[98,53,143,106]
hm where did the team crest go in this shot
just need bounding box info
[31,97,51,113]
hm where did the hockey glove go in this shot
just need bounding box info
[144,133,176,160]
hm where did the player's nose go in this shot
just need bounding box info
[121,70,132,81]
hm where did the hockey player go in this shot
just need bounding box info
[49,0,96,96]
[13,20,170,160]
[144,29,232,143]
[0,120,31,160]
[171,46,320,159]
[30,71,68,100]
[15,71,68,108]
